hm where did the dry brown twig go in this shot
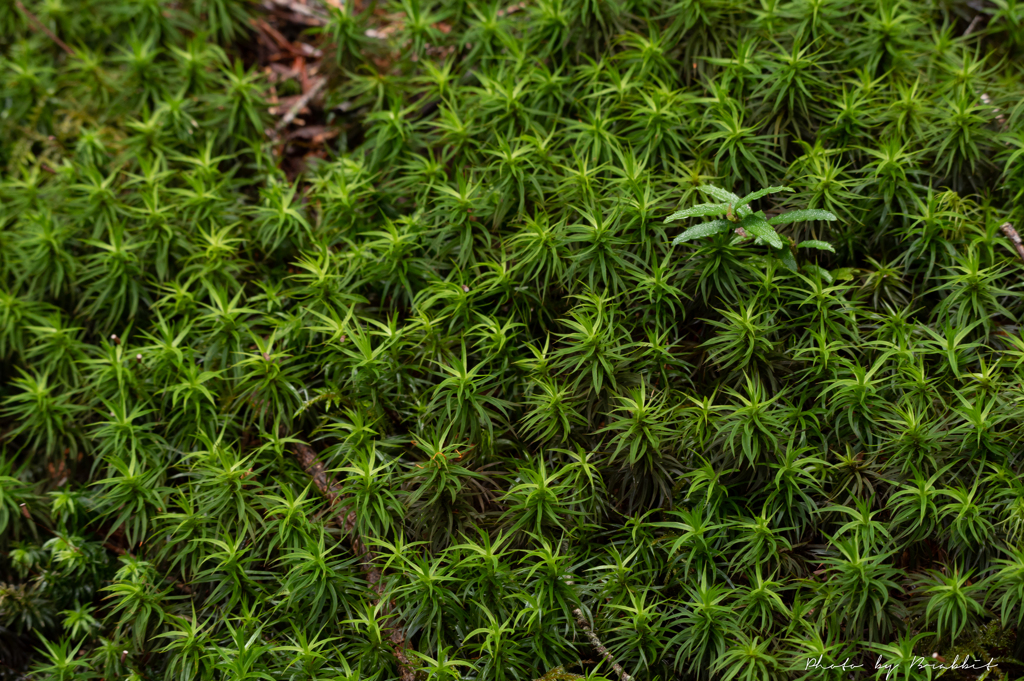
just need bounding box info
[572,608,634,681]
[253,18,324,62]
[497,1,527,17]
[272,77,326,134]
[1000,222,1024,262]
[292,442,418,681]
[254,17,294,51]
[263,0,328,24]
[13,0,76,56]
[963,14,985,37]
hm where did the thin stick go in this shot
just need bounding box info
[963,14,984,37]
[274,77,326,132]
[572,608,634,681]
[1000,222,1024,262]
[264,0,328,24]
[293,442,418,681]
[497,1,526,17]
[14,0,75,57]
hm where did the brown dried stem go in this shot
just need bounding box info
[14,0,76,57]
[272,77,326,134]
[1000,222,1024,262]
[572,608,633,681]
[292,442,417,681]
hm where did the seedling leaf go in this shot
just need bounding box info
[769,209,838,225]
[778,247,799,272]
[671,220,735,244]
[665,203,733,222]
[736,186,793,209]
[739,215,784,249]
[696,185,742,205]
[797,240,836,253]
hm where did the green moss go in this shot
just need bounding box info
[4,1,1024,680]
[936,621,1021,681]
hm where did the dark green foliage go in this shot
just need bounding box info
[4,0,1024,680]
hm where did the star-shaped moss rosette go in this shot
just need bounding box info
[667,184,838,271]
